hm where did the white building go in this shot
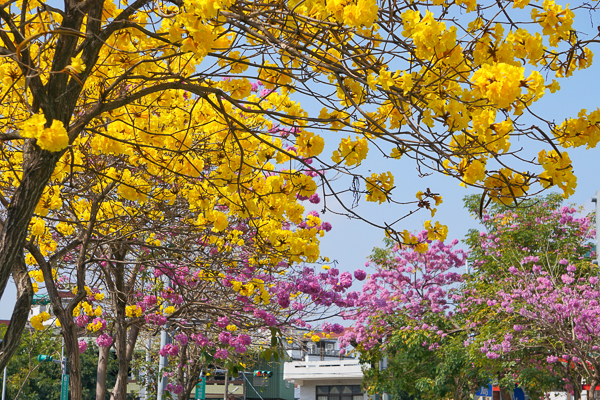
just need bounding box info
[283,332,366,400]
[28,291,76,329]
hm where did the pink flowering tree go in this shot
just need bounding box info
[340,194,593,400]
[338,234,491,400]
[340,233,466,350]
[460,194,597,400]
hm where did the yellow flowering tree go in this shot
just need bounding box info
[0,0,598,398]
[22,141,343,400]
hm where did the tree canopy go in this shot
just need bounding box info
[342,195,597,400]
[1,0,600,398]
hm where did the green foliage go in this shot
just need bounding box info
[2,327,118,400]
[359,313,489,400]
[463,193,593,271]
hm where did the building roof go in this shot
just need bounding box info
[58,291,76,299]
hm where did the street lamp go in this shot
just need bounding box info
[38,348,68,400]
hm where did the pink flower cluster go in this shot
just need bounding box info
[159,343,180,357]
[78,340,88,353]
[166,383,183,394]
[340,236,466,351]
[96,333,113,348]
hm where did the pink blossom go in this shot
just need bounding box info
[96,334,113,348]
[78,340,88,353]
[214,348,229,359]
[159,343,179,357]
[354,269,367,281]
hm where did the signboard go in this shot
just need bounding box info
[476,385,493,398]
[513,387,525,400]
[61,375,69,400]
[195,377,206,399]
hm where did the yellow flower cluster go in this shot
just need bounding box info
[163,306,176,315]
[471,63,525,109]
[332,136,369,166]
[28,269,57,288]
[73,301,102,317]
[553,109,600,149]
[125,305,143,318]
[217,51,249,74]
[288,0,378,28]
[20,114,69,152]
[484,169,531,205]
[231,279,271,305]
[220,78,252,100]
[29,270,44,283]
[87,319,105,332]
[397,231,429,253]
[66,56,86,74]
[31,312,50,330]
[531,0,574,46]
[538,150,577,198]
[401,10,460,61]
[424,220,448,242]
[365,172,394,204]
[296,131,325,158]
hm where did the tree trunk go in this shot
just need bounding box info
[62,316,84,400]
[590,378,598,400]
[0,149,61,303]
[177,343,188,396]
[0,149,62,372]
[97,345,110,400]
[110,324,140,400]
[573,375,583,400]
[0,253,33,371]
[180,358,202,400]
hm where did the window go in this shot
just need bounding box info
[316,385,362,400]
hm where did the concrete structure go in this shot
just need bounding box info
[283,331,365,400]
[284,359,364,400]
[284,359,363,386]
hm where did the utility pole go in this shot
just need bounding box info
[139,337,152,400]
[2,365,6,400]
[157,275,172,400]
[223,370,229,400]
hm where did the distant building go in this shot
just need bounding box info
[283,331,365,400]
[27,291,76,329]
